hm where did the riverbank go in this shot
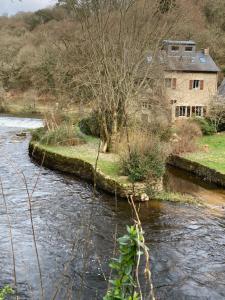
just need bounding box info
[169,133,225,188]
[29,139,147,200]
[29,133,200,204]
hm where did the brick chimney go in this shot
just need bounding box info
[204,48,209,55]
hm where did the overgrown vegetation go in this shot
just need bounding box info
[0,286,14,300]
[78,112,100,137]
[192,117,216,136]
[121,140,166,183]
[104,225,146,300]
[172,120,202,155]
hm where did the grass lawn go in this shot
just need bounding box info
[36,129,129,184]
[185,133,225,174]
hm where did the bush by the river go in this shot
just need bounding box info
[192,117,216,135]
[32,124,85,146]
[119,131,169,183]
[78,112,100,137]
[172,120,202,155]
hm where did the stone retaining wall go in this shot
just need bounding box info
[29,142,147,199]
[168,155,225,188]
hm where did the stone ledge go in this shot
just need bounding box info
[29,141,149,200]
[168,155,225,187]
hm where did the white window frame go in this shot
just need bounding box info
[185,46,193,52]
[171,45,179,52]
[193,80,200,89]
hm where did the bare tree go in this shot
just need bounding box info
[58,0,179,152]
[208,98,225,132]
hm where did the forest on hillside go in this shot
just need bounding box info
[0,0,225,107]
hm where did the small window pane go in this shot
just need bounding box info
[165,78,172,88]
[187,106,191,117]
[171,46,179,51]
[193,80,200,89]
[180,106,186,116]
[200,57,206,63]
[196,106,202,116]
[185,46,193,51]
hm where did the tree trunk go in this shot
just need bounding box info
[100,139,108,153]
[109,112,118,152]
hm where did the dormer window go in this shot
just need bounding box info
[171,46,179,51]
[185,46,193,52]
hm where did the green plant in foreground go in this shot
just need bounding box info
[0,286,14,300]
[104,225,146,300]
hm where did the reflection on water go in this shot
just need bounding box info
[0,116,225,299]
[165,166,225,211]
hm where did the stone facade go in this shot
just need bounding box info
[140,40,220,121]
[165,71,218,121]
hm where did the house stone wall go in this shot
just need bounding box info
[165,71,218,120]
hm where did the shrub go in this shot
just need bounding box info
[32,123,85,146]
[192,117,215,135]
[0,286,14,300]
[172,120,202,154]
[145,120,173,142]
[78,112,100,137]
[119,131,169,183]
[104,225,146,300]
[44,111,77,130]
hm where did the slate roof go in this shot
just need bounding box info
[161,50,220,73]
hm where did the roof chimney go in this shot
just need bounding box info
[204,48,209,55]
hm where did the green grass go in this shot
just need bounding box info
[154,191,202,205]
[185,133,225,174]
[36,137,129,184]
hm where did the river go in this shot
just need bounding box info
[0,115,225,300]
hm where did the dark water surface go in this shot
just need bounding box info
[1,116,225,300]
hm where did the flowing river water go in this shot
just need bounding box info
[0,115,225,300]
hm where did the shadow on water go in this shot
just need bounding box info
[1,115,225,299]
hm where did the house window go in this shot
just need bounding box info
[170,99,177,105]
[165,78,176,89]
[190,80,204,90]
[187,106,191,117]
[165,78,172,88]
[193,80,200,89]
[171,46,179,51]
[185,46,193,52]
[175,105,206,118]
[192,106,206,117]
[175,106,191,117]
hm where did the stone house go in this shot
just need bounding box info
[141,40,220,121]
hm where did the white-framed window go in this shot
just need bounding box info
[175,106,206,118]
[192,106,206,117]
[193,80,200,89]
[185,46,193,52]
[171,45,179,51]
[175,106,191,117]
[190,80,204,90]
